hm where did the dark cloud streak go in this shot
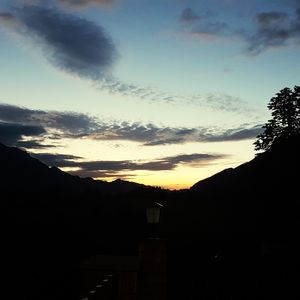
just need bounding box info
[32,153,82,167]
[0,121,46,146]
[58,0,115,9]
[1,5,117,80]
[31,152,226,179]
[15,140,56,149]
[0,104,98,135]
[0,103,263,149]
[203,126,263,142]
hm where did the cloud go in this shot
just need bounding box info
[15,140,56,149]
[256,12,288,27]
[0,103,99,148]
[0,103,98,135]
[0,6,260,108]
[0,103,263,148]
[202,125,263,142]
[179,6,300,55]
[88,122,262,145]
[192,21,228,39]
[31,152,226,179]
[0,5,178,104]
[180,8,200,23]
[96,76,257,115]
[58,0,115,9]
[179,7,230,40]
[0,5,117,80]
[0,121,45,146]
[0,5,212,107]
[31,153,82,167]
[244,10,300,55]
[0,12,15,21]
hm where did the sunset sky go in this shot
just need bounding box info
[0,0,299,189]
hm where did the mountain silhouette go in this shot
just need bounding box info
[161,134,300,235]
[165,134,300,299]
[192,133,300,194]
[1,142,168,300]
[1,141,171,258]
[0,142,151,196]
[1,135,300,299]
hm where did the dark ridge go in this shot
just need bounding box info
[1,134,300,299]
[0,142,153,196]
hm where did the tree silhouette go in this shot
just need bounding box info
[254,85,300,152]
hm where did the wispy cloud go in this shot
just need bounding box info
[89,122,263,145]
[0,4,259,110]
[0,12,15,21]
[96,77,257,115]
[32,152,226,179]
[180,8,201,24]
[179,6,300,55]
[188,93,255,114]
[179,7,230,40]
[0,4,171,105]
[0,103,263,149]
[201,125,263,142]
[58,0,116,9]
[244,10,300,55]
[0,5,170,104]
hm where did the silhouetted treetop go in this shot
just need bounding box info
[254,85,300,152]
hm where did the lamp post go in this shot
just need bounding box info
[146,202,163,238]
[139,202,166,300]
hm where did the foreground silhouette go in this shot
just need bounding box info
[1,130,300,299]
[166,133,300,299]
[254,85,300,152]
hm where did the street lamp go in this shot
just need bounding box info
[146,202,163,238]
[140,202,167,300]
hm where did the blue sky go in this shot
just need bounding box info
[0,0,299,189]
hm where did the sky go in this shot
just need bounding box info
[0,0,299,189]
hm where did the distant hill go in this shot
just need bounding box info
[1,142,168,299]
[2,134,299,237]
[0,141,170,255]
[165,133,300,238]
[191,133,300,193]
[165,134,300,299]
[0,142,151,196]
